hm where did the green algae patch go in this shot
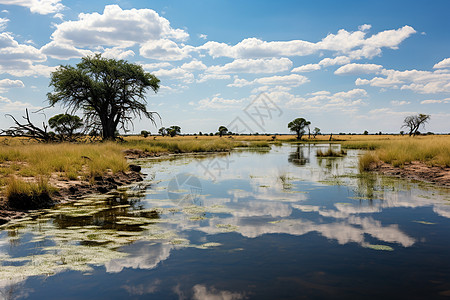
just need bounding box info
[364,244,394,251]
[216,224,239,232]
[413,220,436,225]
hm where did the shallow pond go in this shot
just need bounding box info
[0,144,449,299]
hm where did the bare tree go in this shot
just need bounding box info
[401,114,430,136]
[1,109,58,143]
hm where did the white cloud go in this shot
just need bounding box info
[153,67,194,83]
[101,47,135,59]
[198,34,207,40]
[140,39,189,61]
[318,56,351,67]
[357,68,450,93]
[181,59,207,71]
[40,41,93,60]
[0,95,41,111]
[291,63,320,73]
[196,74,231,83]
[335,63,383,75]
[420,98,450,104]
[433,58,450,69]
[142,62,172,71]
[0,0,64,15]
[207,57,292,74]
[45,5,188,58]
[228,74,309,88]
[195,95,244,110]
[285,88,367,112]
[358,24,372,31]
[0,32,51,76]
[199,26,415,61]
[390,100,410,106]
[0,78,24,88]
[199,37,316,59]
[0,17,8,30]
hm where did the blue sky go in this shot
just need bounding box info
[0,0,449,134]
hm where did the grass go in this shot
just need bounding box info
[6,176,57,209]
[356,136,450,170]
[316,148,347,157]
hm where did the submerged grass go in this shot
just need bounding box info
[316,148,346,157]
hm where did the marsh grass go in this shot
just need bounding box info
[316,148,346,157]
[356,136,450,170]
[6,176,57,209]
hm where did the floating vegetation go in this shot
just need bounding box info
[413,221,436,225]
[216,224,239,232]
[195,242,222,249]
[364,244,394,251]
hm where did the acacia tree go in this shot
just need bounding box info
[168,125,181,137]
[47,54,160,140]
[288,118,310,140]
[313,127,321,138]
[48,114,83,140]
[402,114,430,136]
[218,126,228,137]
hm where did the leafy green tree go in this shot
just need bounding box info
[158,127,167,136]
[402,113,430,136]
[288,118,311,140]
[141,130,150,138]
[48,114,83,139]
[363,130,369,135]
[168,125,181,137]
[218,126,228,137]
[47,54,160,140]
[313,127,321,138]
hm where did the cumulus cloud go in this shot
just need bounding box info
[0,32,53,76]
[0,0,64,15]
[194,95,244,110]
[358,24,372,31]
[228,74,309,87]
[196,74,231,83]
[153,67,194,83]
[139,39,190,61]
[335,63,383,75]
[420,98,450,104]
[318,56,351,67]
[356,68,450,93]
[40,41,93,60]
[44,5,189,60]
[390,100,410,106]
[291,63,321,73]
[0,95,41,111]
[207,57,292,74]
[433,58,450,69]
[199,26,415,60]
[181,59,207,71]
[285,88,367,112]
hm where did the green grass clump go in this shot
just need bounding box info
[358,152,379,172]
[316,148,346,157]
[6,176,57,209]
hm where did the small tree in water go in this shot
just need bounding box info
[47,54,160,140]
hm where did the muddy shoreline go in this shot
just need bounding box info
[0,166,144,225]
[369,161,450,187]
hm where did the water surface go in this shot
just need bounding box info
[0,144,449,299]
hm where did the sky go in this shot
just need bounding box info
[0,0,449,135]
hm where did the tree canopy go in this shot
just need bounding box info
[47,54,160,140]
[402,114,430,136]
[218,126,228,137]
[48,114,83,138]
[288,118,311,140]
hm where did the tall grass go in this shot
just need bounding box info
[6,176,57,209]
[356,136,450,170]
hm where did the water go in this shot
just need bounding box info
[0,144,449,299]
